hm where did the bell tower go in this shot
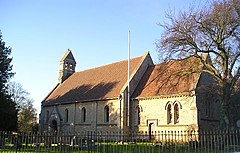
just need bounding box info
[58,49,76,84]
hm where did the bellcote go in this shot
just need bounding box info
[58,49,76,84]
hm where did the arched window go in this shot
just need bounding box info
[65,109,69,123]
[46,110,49,123]
[135,105,142,126]
[81,107,86,123]
[104,105,110,123]
[167,104,172,124]
[137,106,141,125]
[205,100,215,118]
[174,104,179,124]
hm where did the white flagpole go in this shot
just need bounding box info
[127,30,130,127]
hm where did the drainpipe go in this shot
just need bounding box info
[95,101,98,133]
[74,103,76,133]
[119,94,123,142]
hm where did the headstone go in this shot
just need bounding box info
[236,120,240,128]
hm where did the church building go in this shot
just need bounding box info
[39,50,220,134]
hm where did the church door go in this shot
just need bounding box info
[148,121,156,141]
[51,120,58,133]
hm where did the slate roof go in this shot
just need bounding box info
[43,56,144,105]
[132,57,201,98]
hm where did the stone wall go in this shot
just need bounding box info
[42,99,122,133]
[133,94,198,132]
[195,71,220,130]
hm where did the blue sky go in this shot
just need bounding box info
[0,0,207,113]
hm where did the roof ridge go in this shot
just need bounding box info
[43,53,146,104]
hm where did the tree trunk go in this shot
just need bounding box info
[221,82,232,129]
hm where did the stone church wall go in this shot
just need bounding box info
[134,94,198,132]
[42,99,122,133]
[195,71,221,130]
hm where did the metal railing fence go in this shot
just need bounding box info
[0,130,240,153]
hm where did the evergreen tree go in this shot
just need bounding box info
[0,31,17,131]
[0,93,17,131]
[0,31,14,93]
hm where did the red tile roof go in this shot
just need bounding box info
[132,58,201,98]
[44,56,144,105]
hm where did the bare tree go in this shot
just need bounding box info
[8,82,38,132]
[157,0,240,129]
[8,82,29,109]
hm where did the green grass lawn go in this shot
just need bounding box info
[0,143,237,153]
